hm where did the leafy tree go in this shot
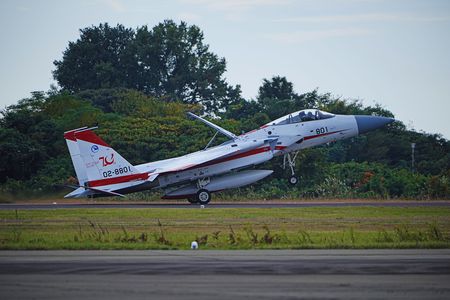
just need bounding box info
[256,76,298,119]
[0,128,46,182]
[223,99,262,121]
[133,20,242,112]
[76,88,134,113]
[53,21,241,114]
[257,76,298,102]
[53,23,135,91]
[0,92,46,134]
[256,77,324,119]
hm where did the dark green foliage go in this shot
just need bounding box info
[0,127,46,181]
[53,23,135,92]
[53,21,241,114]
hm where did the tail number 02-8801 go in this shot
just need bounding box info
[103,166,132,178]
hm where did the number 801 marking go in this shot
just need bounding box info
[316,127,329,135]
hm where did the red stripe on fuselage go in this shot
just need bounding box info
[303,130,346,141]
[193,146,272,169]
[88,173,149,187]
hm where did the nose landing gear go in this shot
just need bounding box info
[283,151,299,185]
[289,176,298,185]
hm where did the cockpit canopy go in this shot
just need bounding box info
[269,109,335,126]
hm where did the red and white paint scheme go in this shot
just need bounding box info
[64,109,394,204]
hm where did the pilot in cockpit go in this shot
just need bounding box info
[298,111,306,121]
[299,111,315,122]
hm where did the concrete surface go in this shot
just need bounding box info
[1,250,449,299]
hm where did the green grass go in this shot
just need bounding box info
[0,206,449,250]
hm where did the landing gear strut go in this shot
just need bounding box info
[283,151,299,185]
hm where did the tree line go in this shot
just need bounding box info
[0,21,448,200]
[53,21,241,114]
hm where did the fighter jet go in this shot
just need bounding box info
[64,109,394,204]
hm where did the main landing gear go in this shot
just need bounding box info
[187,189,211,205]
[196,189,211,205]
[187,177,212,205]
[283,151,299,185]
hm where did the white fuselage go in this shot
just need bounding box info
[244,114,359,154]
[134,114,359,190]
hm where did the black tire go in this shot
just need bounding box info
[196,189,211,205]
[187,197,198,204]
[289,176,298,185]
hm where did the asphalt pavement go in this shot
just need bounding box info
[1,250,449,299]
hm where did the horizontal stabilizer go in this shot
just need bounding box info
[88,187,125,197]
[64,185,125,198]
[64,187,87,198]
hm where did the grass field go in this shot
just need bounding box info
[0,206,449,249]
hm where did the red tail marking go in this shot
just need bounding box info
[75,130,110,147]
[63,130,77,141]
[99,153,115,166]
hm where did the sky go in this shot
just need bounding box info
[1,0,449,138]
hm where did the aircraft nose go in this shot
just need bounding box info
[355,115,395,134]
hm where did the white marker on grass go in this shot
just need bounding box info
[191,241,198,249]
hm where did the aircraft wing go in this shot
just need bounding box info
[137,138,276,181]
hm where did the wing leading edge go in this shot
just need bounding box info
[187,112,237,140]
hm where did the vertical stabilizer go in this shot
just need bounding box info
[64,127,89,186]
[74,129,143,186]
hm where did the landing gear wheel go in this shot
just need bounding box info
[196,189,211,205]
[289,176,298,185]
[187,197,198,204]
[283,151,300,186]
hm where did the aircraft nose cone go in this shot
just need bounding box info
[355,115,395,134]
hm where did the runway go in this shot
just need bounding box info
[1,250,449,299]
[1,200,449,210]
